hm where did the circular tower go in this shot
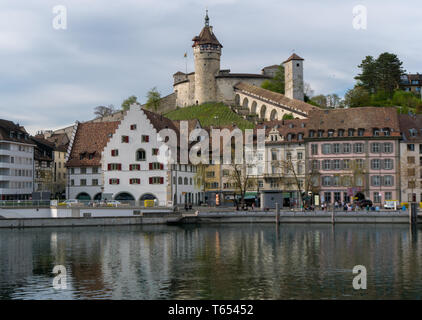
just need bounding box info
[192,11,223,105]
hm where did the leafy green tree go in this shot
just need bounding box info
[344,86,371,108]
[121,95,138,111]
[261,65,285,94]
[146,87,162,113]
[355,56,378,93]
[282,113,294,120]
[310,95,327,107]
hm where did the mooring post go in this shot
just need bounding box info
[275,202,280,224]
[410,202,417,225]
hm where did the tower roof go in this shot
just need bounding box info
[283,53,304,63]
[192,11,223,48]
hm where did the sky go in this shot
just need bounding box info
[0,0,421,134]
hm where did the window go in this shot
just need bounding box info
[323,160,331,170]
[374,192,381,203]
[223,170,230,176]
[343,159,351,169]
[408,144,415,151]
[71,179,74,186]
[409,181,416,189]
[338,129,344,137]
[318,130,324,137]
[373,128,380,136]
[81,168,86,174]
[348,129,355,137]
[371,159,381,170]
[371,143,380,153]
[152,148,159,156]
[92,167,99,174]
[383,143,393,153]
[70,168,75,174]
[354,143,363,153]
[80,179,86,186]
[408,168,415,177]
[149,177,164,185]
[109,178,120,185]
[332,176,340,186]
[309,130,315,138]
[356,159,364,169]
[107,163,122,171]
[322,176,331,186]
[343,143,351,153]
[149,162,163,170]
[130,178,141,185]
[333,143,340,154]
[178,177,182,184]
[297,152,303,160]
[357,128,365,137]
[271,150,278,161]
[328,130,334,137]
[333,160,340,170]
[121,136,129,143]
[111,149,119,156]
[371,175,381,186]
[130,124,137,130]
[408,156,415,164]
[384,175,393,186]
[92,179,98,186]
[286,152,292,161]
[383,159,393,170]
[311,144,318,155]
[136,149,146,161]
[355,175,363,187]
[142,135,149,143]
[382,128,390,136]
[184,177,188,185]
[385,192,392,200]
[312,160,319,170]
[322,144,331,154]
[324,192,332,203]
[334,192,341,202]
[130,164,140,171]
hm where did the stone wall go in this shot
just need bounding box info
[284,59,304,101]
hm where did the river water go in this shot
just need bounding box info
[0,223,421,299]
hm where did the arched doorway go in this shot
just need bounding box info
[260,105,267,119]
[251,101,257,114]
[140,193,157,201]
[242,97,249,109]
[115,192,135,201]
[270,109,278,120]
[94,193,102,200]
[76,192,91,201]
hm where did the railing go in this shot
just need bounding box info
[0,200,51,208]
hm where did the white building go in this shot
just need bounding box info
[0,120,35,200]
[65,121,120,201]
[101,105,201,206]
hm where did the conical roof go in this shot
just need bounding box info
[192,26,223,48]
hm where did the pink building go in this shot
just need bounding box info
[306,107,400,207]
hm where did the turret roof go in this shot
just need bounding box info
[192,26,223,48]
[283,53,304,63]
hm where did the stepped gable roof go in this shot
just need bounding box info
[257,119,308,144]
[142,108,179,134]
[66,121,119,167]
[0,119,33,144]
[399,114,422,141]
[306,107,401,137]
[234,82,318,115]
[283,53,304,63]
[192,26,222,48]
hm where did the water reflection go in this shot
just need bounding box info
[0,224,421,299]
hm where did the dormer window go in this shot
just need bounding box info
[289,123,294,129]
[357,128,365,137]
[328,130,334,137]
[409,128,417,137]
[298,133,303,140]
[382,128,391,136]
[309,130,315,138]
[317,130,324,137]
[338,129,344,137]
[373,128,380,136]
[348,129,355,137]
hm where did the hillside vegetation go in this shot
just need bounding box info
[165,103,255,130]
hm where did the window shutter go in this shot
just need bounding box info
[149,177,152,184]
[118,164,122,171]
[146,136,149,142]
[109,179,112,184]
[107,164,111,170]
[160,163,163,170]
[117,179,120,184]
[130,179,132,185]
[160,177,164,184]
[149,163,152,170]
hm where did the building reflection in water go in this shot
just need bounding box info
[0,224,421,299]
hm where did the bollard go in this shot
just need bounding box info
[275,202,280,224]
[410,202,417,225]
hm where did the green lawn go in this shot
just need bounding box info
[165,103,255,130]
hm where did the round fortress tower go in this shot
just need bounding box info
[192,11,223,105]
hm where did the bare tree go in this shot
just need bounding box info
[94,104,116,117]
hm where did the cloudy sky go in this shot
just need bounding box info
[1,0,421,134]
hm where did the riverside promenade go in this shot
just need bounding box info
[0,204,419,228]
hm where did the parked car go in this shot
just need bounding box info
[58,199,79,206]
[356,199,373,208]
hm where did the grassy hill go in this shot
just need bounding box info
[165,102,255,130]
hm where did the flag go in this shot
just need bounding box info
[184,52,187,58]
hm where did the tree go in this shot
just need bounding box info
[304,82,314,100]
[146,87,162,113]
[121,95,138,111]
[311,95,328,108]
[355,53,405,97]
[326,94,342,108]
[344,86,371,108]
[282,113,294,120]
[94,105,116,117]
[261,65,285,94]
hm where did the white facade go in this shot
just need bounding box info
[101,104,201,206]
[67,166,102,200]
[0,140,35,200]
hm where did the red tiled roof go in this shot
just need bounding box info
[283,53,304,63]
[192,26,222,48]
[399,114,422,141]
[0,119,33,144]
[66,121,119,167]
